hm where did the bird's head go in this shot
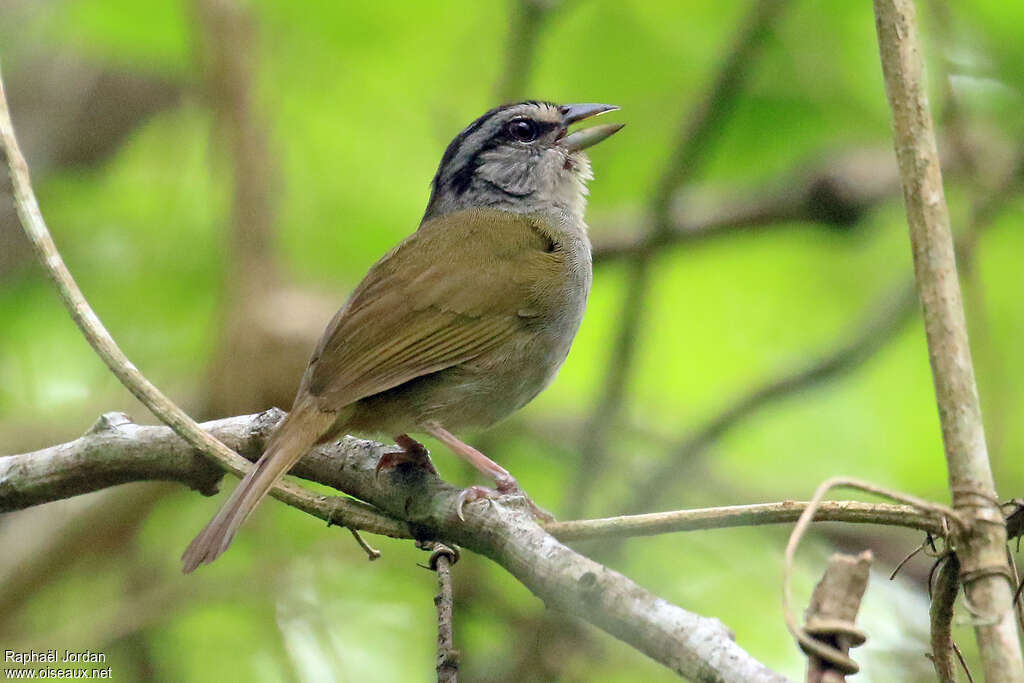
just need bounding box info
[424,101,622,222]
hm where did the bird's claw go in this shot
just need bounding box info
[455,486,496,521]
[454,483,555,523]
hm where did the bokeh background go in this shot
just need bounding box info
[1,0,1022,680]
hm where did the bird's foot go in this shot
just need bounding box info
[455,479,555,523]
[454,486,496,520]
[375,434,439,480]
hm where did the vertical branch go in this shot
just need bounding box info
[195,0,277,295]
[647,0,786,226]
[430,546,460,683]
[194,0,300,418]
[873,0,1024,679]
[615,150,1020,524]
[930,553,962,683]
[569,0,787,517]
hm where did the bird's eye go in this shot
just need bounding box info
[506,118,539,143]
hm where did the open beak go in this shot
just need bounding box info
[558,103,624,152]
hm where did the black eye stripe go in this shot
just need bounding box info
[449,118,560,193]
[426,101,563,207]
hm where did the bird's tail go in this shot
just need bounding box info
[181,403,335,573]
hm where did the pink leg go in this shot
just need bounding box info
[426,425,516,490]
[425,424,551,521]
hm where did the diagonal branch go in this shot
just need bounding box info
[16,410,1021,678]
[2,412,964,539]
[616,145,1021,523]
[0,419,952,539]
[0,411,789,683]
[0,60,787,681]
[0,64,396,539]
[9,410,1016,677]
[622,280,918,516]
[570,0,788,517]
[590,142,965,264]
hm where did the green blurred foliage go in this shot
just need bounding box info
[2,0,1022,681]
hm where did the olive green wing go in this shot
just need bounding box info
[302,209,560,408]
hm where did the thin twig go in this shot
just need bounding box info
[649,0,788,219]
[889,541,927,581]
[570,0,788,518]
[0,66,399,538]
[347,528,382,561]
[2,423,961,542]
[929,553,961,683]
[782,477,961,669]
[623,280,918,515]
[592,149,889,262]
[0,411,789,682]
[589,138,979,264]
[1008,548,1024,638]
[546,500,943,540]
[953,643,975,683]
[873,0,1023,677]
[430,545,460,683]
[617,147,1021,522]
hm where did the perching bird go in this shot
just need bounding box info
[182,101,623,572]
